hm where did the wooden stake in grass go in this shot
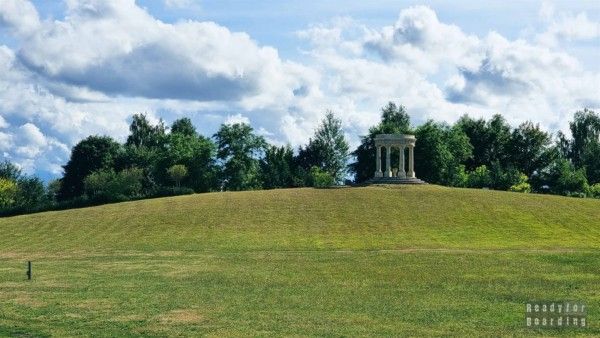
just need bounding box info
[26,261,32,280]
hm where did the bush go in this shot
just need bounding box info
[310,166,334,188]
[448,164,468,187]
[467,165,492,188]
[509,174,531,193]
[84,167,144,202]
[588,183,600,199]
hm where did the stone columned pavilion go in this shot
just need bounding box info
[370,134,425,184]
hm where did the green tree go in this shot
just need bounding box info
[0,178,18,209]
[0,160,22,181]
[160,133,217,192]
[171,118,196,137]
[559,109,600,184]
[214,123,266,191]
[414,121,472,185]
[126,113,167,148]
[299,111,349,184]
[260,145,297,189]
[508,121,554,177]
[534,158,589,196]
[14,176,47,210]
[167,164,188,188]
[59,135,122,200]
[456,114,512,171]
[349,102,411,183]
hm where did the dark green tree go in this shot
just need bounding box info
[559,109,600,184]
[508,121,554,177]
[414,121,472,185]
[14,176,47,211]
[260,145,297,189]
[456,114,511,171]
[58,135,122,200]
[171,118,197,137]
[159,133,217,192]
[349,102,411,183]
[214,123,266,191]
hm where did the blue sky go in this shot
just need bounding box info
[0,0,599,180]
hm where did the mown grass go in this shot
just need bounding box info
[0,185,599,336]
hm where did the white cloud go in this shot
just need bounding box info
[0,0,40,37]
[224,113,250,125]
[164,0,197,9]
[14,0,312,106]
[538,11,600,46]
[363,6,482,73]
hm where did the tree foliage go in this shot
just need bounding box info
[167,164,188,188]
[214,123,266,191]
[298,111,349,184]
[59,135,122,200]
[260,145,298,189]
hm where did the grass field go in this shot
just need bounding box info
[0,185,599,336]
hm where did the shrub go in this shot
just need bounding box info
[467,165,492,188]
[310,166,334,188]
[509,174,531,193]
[588,183,600,199]
[84,167,144,201]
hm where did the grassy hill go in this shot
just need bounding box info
[0,185,599,336]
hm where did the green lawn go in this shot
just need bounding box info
[0,185,599,336]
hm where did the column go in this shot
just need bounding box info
[385,145,392,177]
[375,145,382,177]
[398,145,406,178]
[407,145,415,178]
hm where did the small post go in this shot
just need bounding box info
[26,261,32,280]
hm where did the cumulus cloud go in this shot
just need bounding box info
[0,0,40,37]
[538,11,600,46]
[363,6,482,73]
[13,0,312,104]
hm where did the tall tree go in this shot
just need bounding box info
[456,114,511,170]
[414,121,472,185]
[560,109,600,184]
[507,121,554,177]
[349,102,411,183]
[260,145,297,189]
[0,160,22,181]
[126,113,166,148]
[159,133,218,192]
[214,123,266,191]
[58,135,122,200]
[171,118,197,137]
[299,111,349,184]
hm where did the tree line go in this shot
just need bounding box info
[1,103,599,216]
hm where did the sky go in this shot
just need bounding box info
[0,0,599,180]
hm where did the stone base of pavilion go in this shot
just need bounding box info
[365,177,427,185]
